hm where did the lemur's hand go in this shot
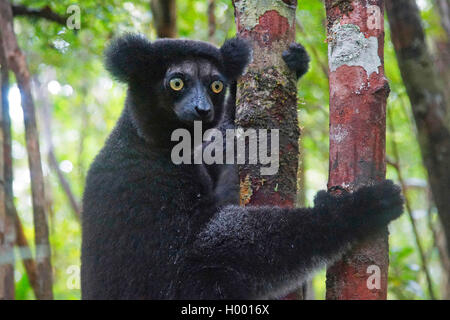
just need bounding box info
[282,42,310,79]
[351,180,404,226]
[214,165,239,208]
[314,180,404,229]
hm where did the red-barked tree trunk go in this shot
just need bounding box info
[232,0,301,299]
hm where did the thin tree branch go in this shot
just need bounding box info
[35,78,81,220]
[11,5,66,25]
[387,108,436,300]
[386,1,450,281]
[77,98,88,187]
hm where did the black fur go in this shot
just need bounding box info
[81,35,403,299]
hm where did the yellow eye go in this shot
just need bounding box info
[169,78,184,91]
[211,80,223,94]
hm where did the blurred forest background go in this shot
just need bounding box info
[0,0,449,300]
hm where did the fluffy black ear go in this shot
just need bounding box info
[104,33,153,83]
[220,38,252,80]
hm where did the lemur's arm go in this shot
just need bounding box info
[177,180,403,299]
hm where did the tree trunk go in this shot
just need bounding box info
[435,0,450,106]
[296,140,314,300]
[1,31,39,299]
[35,78,81,220]
[150,0,177,38]
[0,0,53,299]
[0,29,14,300]
[324,0,390,300]
[232,0,299,298]
[386,0,450,301]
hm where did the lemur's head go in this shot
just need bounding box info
[105,34,251,136]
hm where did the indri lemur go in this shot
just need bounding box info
[81,34,404,299]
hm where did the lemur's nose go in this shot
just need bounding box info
[195,106,211,117]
